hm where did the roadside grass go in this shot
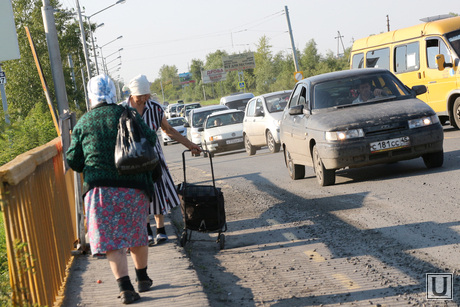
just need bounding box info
[199,99,219,106]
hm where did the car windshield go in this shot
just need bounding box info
[192,109,226,127]
[312,72,411,109]
[168,118,186,127]
[265,92,291,113]
[205,112,244,128]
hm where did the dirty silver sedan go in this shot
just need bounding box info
[280,68,444,186]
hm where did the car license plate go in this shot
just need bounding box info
[370,136,410,153]
[226,138,243,145]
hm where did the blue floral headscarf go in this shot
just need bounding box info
[87,74,117,108]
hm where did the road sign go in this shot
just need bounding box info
[239,81,246,89]
[0,0,21,62]
[0,71,6,84]
[202,68,227,84]
[222,52,255,72]
[294,71,304,82]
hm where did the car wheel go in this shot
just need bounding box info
[244,134,256,155]
[284,148,305,180]
[452,97,460,129]
[312,145,335,186]
[266,131,280,153]
[422,151,443,168]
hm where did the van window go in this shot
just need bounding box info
[394,42,420,73]
[446,30,460,57]
[366,48,390,69]
[426,38,452,68]
[352,53,364,69]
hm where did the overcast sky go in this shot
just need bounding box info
[60,0,459,84]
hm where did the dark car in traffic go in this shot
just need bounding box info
[280,68,444,186]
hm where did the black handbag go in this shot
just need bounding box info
[115,106,159,175]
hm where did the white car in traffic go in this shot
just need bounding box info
[199,110,245,157]
[161,117,187,145]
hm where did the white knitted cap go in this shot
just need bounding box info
[128,74,151,96]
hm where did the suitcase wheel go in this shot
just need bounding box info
[180,231,187,247]
[218,233,225,250]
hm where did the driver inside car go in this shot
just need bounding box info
[353,79,385,103]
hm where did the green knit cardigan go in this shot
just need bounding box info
[66,103,157,198]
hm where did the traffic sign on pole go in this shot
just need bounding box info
[0,71,6,84]
[294,71,304,82]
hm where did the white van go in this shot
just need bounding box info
[219,93,254,111]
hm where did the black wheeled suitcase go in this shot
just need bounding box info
[177,150,227,249]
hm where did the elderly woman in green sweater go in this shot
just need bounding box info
[66,74,156,304]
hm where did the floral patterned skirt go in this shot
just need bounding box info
[84,187,149,254]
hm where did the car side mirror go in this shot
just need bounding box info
[184,122,190,127]
[198,127,204,132]
[412,85,427,96]
[288,104,304,115]
[435,54,456,71]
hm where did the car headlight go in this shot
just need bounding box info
[209,135,222,141]
[325,129,364,141]
[408,115,439,129]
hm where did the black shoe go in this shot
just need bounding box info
[138,279,153,293]
[118,290,140,304]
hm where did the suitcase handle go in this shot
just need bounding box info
[181,150,216,188]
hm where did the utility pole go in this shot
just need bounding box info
[75,0,92,80]
[386,15,390,32]
[67,54,79,109]
[284,6,299,72]
[41,0,70,117]
[0,64,10,124]
[335,31,346,57]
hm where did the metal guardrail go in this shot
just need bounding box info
[0,137,78,306]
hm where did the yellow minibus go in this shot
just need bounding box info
[350,16,460,129]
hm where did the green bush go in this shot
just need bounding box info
[0,213,12,306]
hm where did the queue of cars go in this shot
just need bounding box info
[163,68,444,187]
